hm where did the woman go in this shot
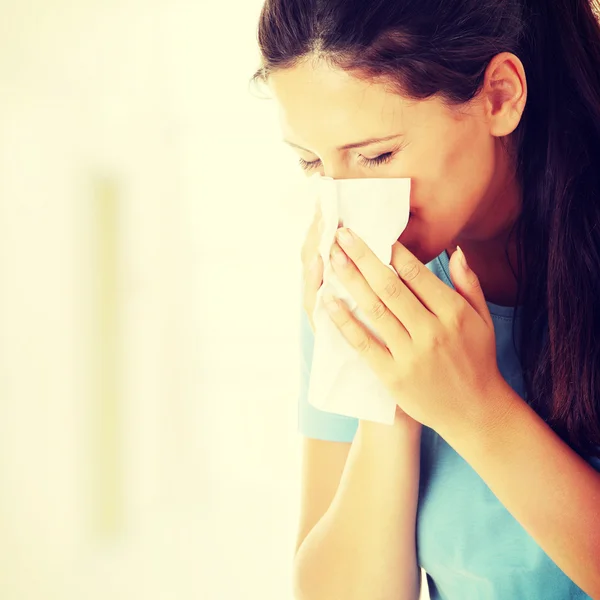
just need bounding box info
[251,1,600,598]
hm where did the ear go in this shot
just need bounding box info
[482,52,527,137]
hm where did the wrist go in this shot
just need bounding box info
[358,411,422,443]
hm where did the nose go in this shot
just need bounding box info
[322,160,360,180]
[323,170,365,180]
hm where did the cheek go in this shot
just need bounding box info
[400,125,495,253]
[413,125,496,223]
[444,128,496,188]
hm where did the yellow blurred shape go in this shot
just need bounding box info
[90,176,123,540]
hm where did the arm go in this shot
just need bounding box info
[293,414,423,600]
[440,382,600,600]
[294,436,353,555]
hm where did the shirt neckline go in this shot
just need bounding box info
[436,251,520,320]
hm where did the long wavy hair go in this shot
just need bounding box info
[250,0,600,460]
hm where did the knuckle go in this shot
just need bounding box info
[369,299,388,321]
[423,326,446,349]
[356,334,373,355]
[448,305,467,330]
[398,261,421,282]
[445,315,461,333]
[337,309,352,327]
[430,332,447,348]
[467,273,481,290]
[350,243,366,263]
[383,276,402,300]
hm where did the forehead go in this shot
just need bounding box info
[268,60,407,146]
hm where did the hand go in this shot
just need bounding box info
[300,202,324,334]
[322,227,511,436]
[300,206,417,425]
[300,209,420,429]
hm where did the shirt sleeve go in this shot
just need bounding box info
[297,302,359,442]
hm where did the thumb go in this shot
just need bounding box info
[449,246,493,328]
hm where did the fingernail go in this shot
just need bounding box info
[331,245,348,266]
[457,246,468,270]
[336,228,354,246]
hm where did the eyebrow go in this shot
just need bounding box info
[283,133,403,152]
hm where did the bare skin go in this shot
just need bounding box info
[270,52,528,311]
[269,53,529,600]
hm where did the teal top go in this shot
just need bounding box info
[298,250,600,600]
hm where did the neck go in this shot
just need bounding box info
[452,180,524,307]
[450,231,522,308]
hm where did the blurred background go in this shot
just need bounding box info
[0,0,317,598]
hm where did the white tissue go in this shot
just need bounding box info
[306,173,411,425]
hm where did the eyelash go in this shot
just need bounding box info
[298,150,396,172]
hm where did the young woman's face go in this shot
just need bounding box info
[268,59,519,265]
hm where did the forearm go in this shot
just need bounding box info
[441,382,600,599]
[294,417,423,600]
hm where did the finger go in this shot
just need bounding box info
[328,242,411,353]
[302,254,323,321]
[315,199,322,220]
[448,247,494,329]
[322,293,395,382]
[388,241,461,318]
[332,231,434,340]
[300,207,322,266]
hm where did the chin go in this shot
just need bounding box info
[398,216,447,265]
[396,238,431,264]
[412,247,440,265]
[397,233,443,265]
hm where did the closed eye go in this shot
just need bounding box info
[298,151,396,172]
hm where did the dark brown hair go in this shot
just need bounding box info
[251,0,600,460]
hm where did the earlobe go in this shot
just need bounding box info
[484,52,527,138]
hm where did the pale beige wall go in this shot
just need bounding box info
[0,1,308,598]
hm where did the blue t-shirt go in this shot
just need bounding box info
[298,250,600,600]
